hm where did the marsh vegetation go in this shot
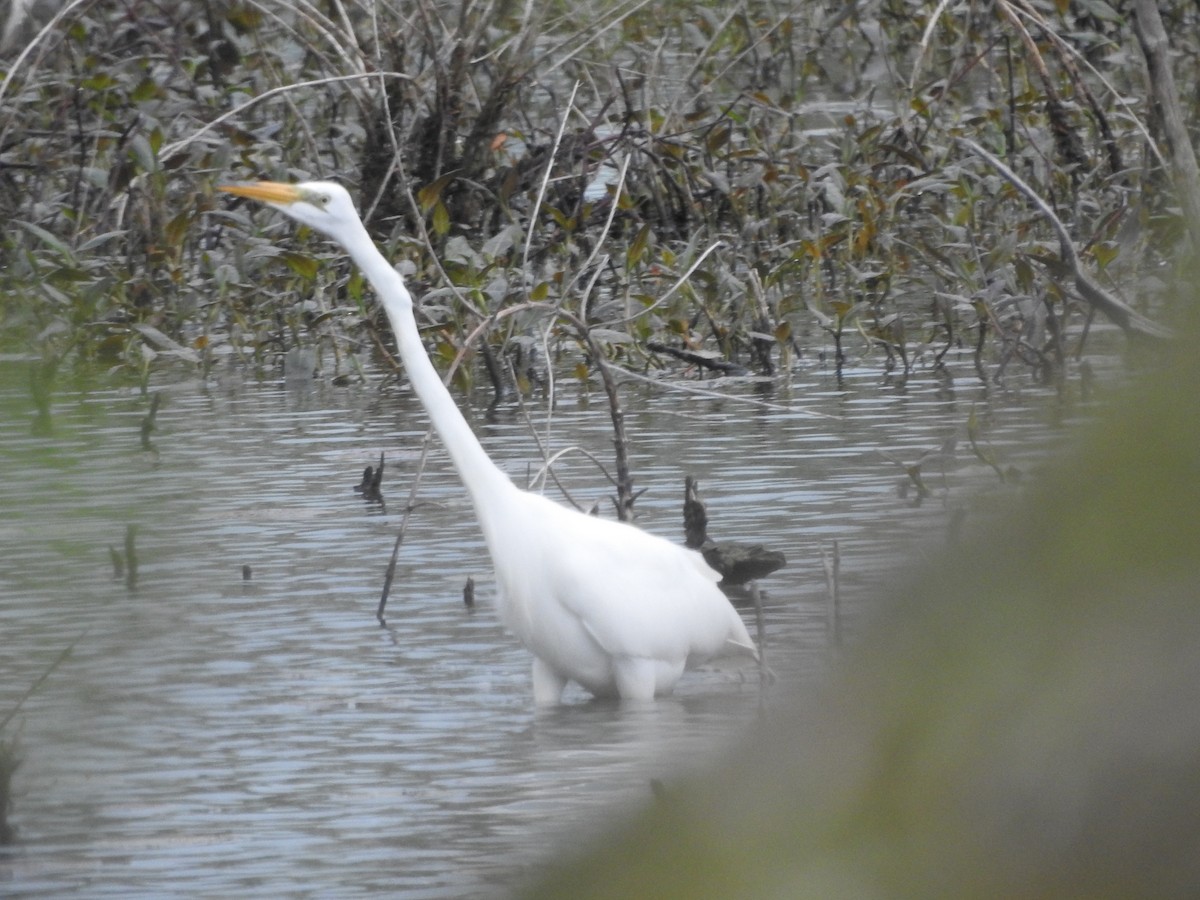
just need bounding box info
[1,0,1194,395]
[3,0,1198,888]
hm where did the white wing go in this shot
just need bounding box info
[499,492,754,666]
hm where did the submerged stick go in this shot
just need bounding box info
[124,524,138,590]
[822,540,842,650]
[646,342,749,376]
[140,392,160,451]
[0,631,86,734]
[377,433,434,625]
[749,581,770,686]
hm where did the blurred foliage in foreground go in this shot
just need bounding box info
[521,298,1200,897]
[0,0,1196,390]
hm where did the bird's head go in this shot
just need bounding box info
[218,180,364,243]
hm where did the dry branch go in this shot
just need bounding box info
[645,342,749,375]
[1131,0,1200,252]
[959,139,1172,341]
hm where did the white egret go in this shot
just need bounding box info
[218,181,758,703]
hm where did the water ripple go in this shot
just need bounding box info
[0,356,1079,896]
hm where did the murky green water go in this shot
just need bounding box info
[0,339,1103,896]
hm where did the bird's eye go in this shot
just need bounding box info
[316,194,330,206]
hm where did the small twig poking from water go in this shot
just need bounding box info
[356,465,374,494]
[821,541,842,650]
[377,520,407,625]
[747,269,776,377]
[463,576,475,610]
[1078,359,1095,402]
[372,452,385,498]
[242,564,252,581]
[683,476,707,549]
[124,524,138,591]
[139,392,160,452]
[967,406,1015,483]
[479,340,507,407]
[589,337,635,522]
[356,453,386,507]
[378,432,435,625]
[1,630,85,845]
[973,314,989,383]
[0,734,17,844]
[29,356,56,437]
[947,508,967,547]
[749,582,771,687]
[109,545,124,579]
[1,631,85,736]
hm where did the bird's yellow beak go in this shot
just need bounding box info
[217,181,302,204]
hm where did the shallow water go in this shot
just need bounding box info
[0,343,1103,897]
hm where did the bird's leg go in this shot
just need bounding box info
[613,657,664,702]
[531,657,568,705]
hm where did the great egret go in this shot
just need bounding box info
[218,181,758,703]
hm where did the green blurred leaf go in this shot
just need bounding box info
[130,78,161,103]
[627,224,651,268]
[80,73,118,91]
[417,173,457,212]
[281,252,320,279]
[432,200,450,237]
[130,134,158,173]
[13,220,76,263]
[1092,242,1119,270]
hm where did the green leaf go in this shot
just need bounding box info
[545,205,573,231]
[78,230,127,253]
[282,252,320,279]
[164,213,191,250]
[130,134,158,173]
[130,78,161,103]
[347,270,365,304]
[1092,242,1119,270]
[627,224,651,268]
[432,200,450,237]
[81,73,118,91]
[706,126,731,153]
[13,220,76,263]
[417,172,457,212]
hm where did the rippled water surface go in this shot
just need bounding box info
[0,347,1102,897]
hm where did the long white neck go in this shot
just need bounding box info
[343,225,518,528]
